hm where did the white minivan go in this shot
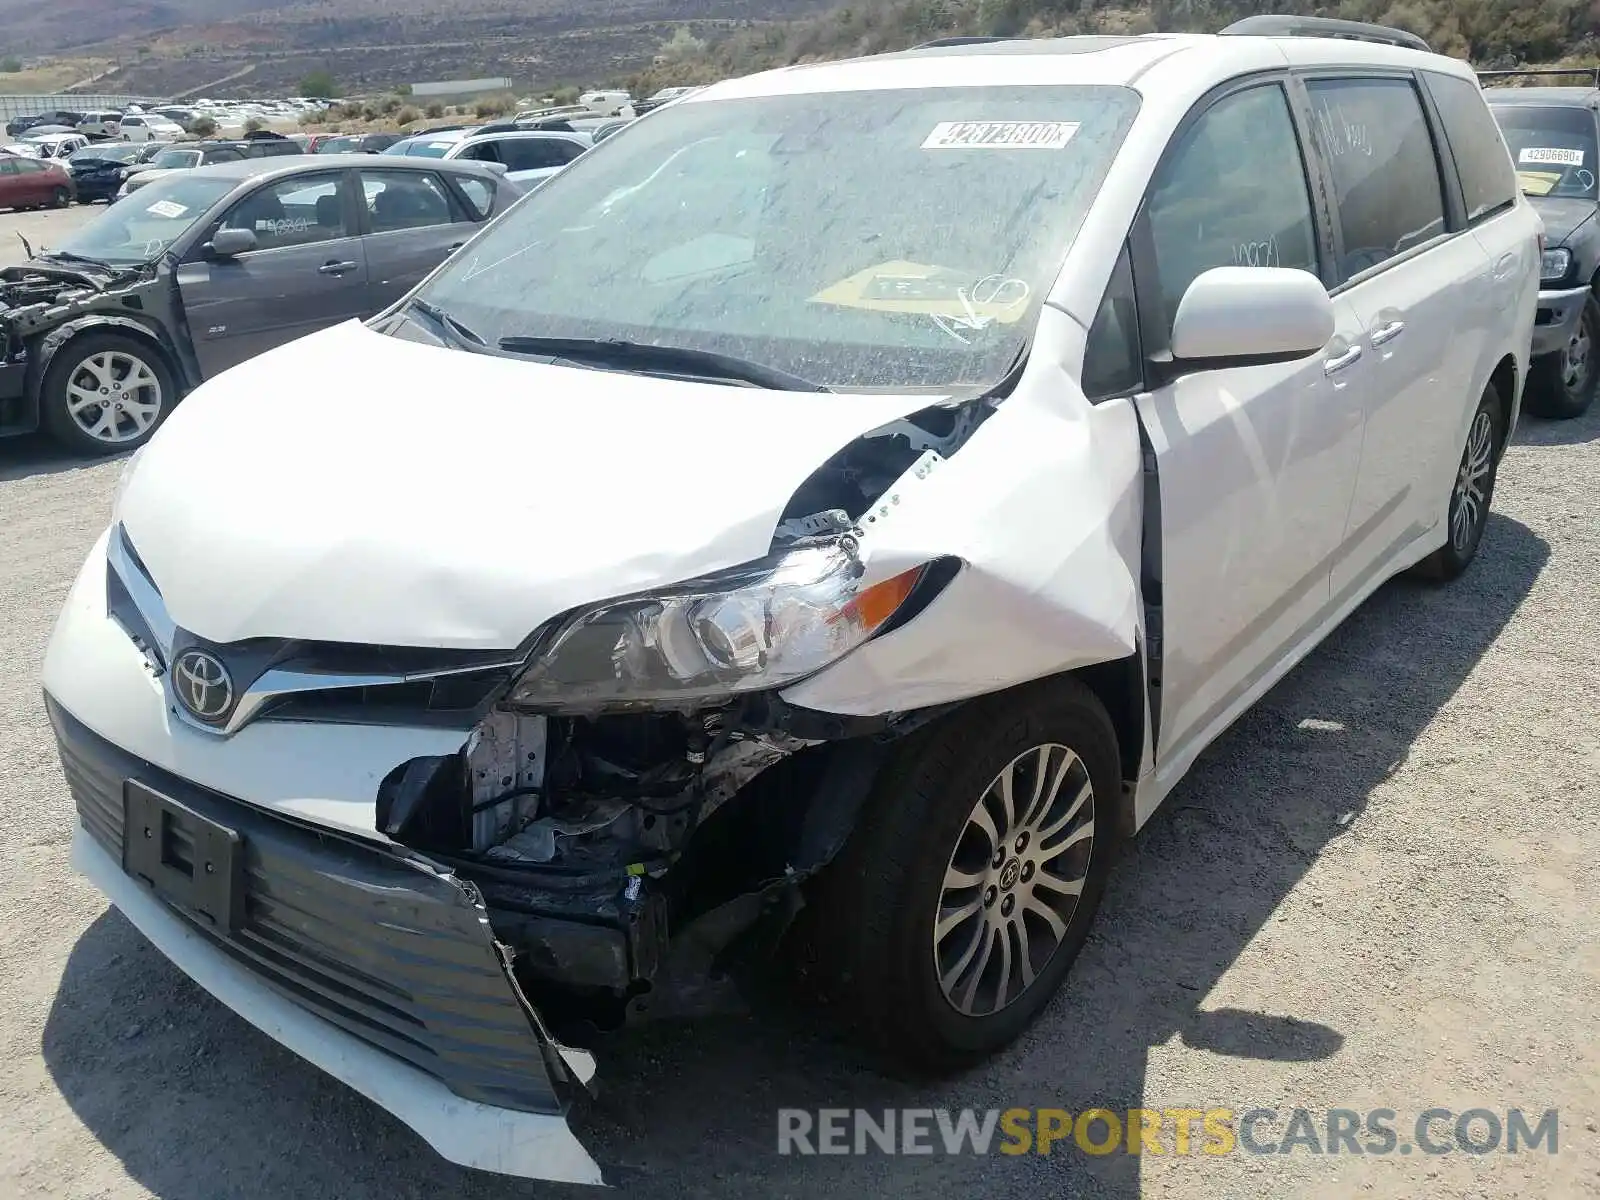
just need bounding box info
[45,18,1538,1188]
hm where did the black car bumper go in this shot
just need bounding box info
[48,696,583,1119]
[71,176,122,202]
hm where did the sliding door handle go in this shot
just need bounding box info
[1369,320,1405,346]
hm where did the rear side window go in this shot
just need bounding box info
[1305,78,1447,280]
[1425,73,1518,223]
[500,138,584,172]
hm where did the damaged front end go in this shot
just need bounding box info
[0,257,188,434]
[371,400,990,1035]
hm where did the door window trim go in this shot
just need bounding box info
[1290,68,1459,293]
[1128,71,1333,383]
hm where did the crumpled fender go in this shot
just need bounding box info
[784,311,1144,717]
[33,312,189,387]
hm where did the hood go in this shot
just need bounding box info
[117,320,944,649]
[1527,195,1597,247]
[123,167,175,188]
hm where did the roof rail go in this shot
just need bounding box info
[1219,16,1430,53]
[1478,66,1600,89]
[912,36,1018,49]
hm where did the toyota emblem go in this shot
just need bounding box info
[173,649,234,722]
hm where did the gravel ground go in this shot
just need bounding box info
[0,206,1596,1198]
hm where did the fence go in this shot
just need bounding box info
[0,94,164,121]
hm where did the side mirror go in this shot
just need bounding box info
[205,227,257,259]
[1169,267,1334,366]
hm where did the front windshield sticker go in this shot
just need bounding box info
[810,260,1033,334]
[145,199,188,219]
[921,121,1080,150]
[1520,146,1585,166]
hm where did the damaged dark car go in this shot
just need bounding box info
[1,154,517,453]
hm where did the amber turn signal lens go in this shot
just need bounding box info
[839,565,925,631]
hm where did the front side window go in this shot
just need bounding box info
[415,84,1140,391]
[1305,77,1447,279]
[219,174,351,250]
[361,169,455,232]
[1145,83,1319,333]
[1489,102,1599,200]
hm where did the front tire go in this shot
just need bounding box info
[814,679,1121,1075]
[1413,381,1504,582]
[51,186,70,208]
[41,332,175,457]
[1526,293,1599,419]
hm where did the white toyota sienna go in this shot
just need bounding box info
[43,18,1540,1186]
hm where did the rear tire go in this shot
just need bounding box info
[810,679,1121,1075]
[51,186,70,208]
[41,331,175,457]
[1526,293,1599,419]
[1413,381,1504,582]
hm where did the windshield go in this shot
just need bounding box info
[151,148,202,170]
[69,144,140,165]
[415,85,1139,391]
[319,137,359,153]
[1491,105,1599,199]
[55,174,233,264]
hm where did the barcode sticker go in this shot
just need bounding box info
[922,121,1080,150]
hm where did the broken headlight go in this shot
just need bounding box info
[508,544,924,709]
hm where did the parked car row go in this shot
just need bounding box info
[26,18,1586,1194]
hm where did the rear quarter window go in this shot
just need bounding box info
[1424,72,1519,224]
[453,174,495,218]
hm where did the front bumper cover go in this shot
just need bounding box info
[1531,283,1590,358]
[50,696,605,1185]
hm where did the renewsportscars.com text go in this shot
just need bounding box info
[777,1107,1559,1157]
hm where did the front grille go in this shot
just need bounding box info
[50,697,564,1114]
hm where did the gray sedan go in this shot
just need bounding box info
[0,155,521,454]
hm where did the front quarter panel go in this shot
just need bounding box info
[783,306,1144,717]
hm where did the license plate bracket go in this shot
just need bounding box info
[123,780,243,932]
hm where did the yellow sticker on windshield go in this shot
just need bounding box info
[1517,170,1561,196]
[921,121,1079,150]
[810,260,1031,325]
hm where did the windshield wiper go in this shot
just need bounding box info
[406,297,487,348]
[37,248,112,269]
[495,335,831,393]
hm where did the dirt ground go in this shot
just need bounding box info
[0,205,1596,1198]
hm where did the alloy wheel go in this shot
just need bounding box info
[1450,408,1494,553]
[933,743,1096,1017]
[65,350,163,444]
[1562,310,1593,395]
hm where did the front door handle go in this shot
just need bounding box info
[318,260,358,276]
[1492,252,1517,282]
[1324,344,1363,375]
[1369,319,1405,346]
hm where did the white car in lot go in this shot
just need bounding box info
[119,113,187,142]
[383,127,592,187]
[44,18,1537,1187]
